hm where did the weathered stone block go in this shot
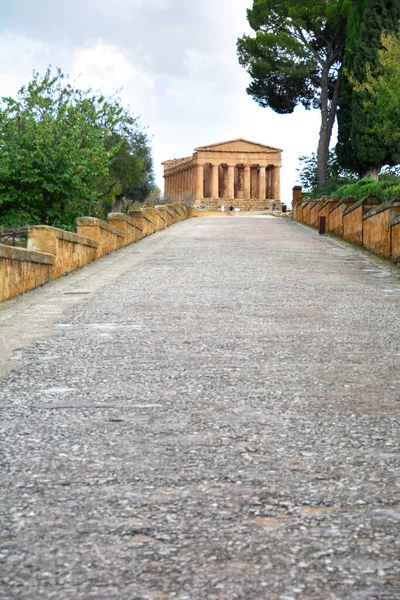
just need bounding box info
[391,213,400,263]
[0,244,54,302]
[363,198,400,258]
[326,197,355,236]
[76,217,125,258]
[142,208,157,233]
[155,206,168,229]
[108,213,140,246]
[28,225,98,279]
[342,196,380,246]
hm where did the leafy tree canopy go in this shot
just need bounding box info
[297,150,357,196]
[237,0,350,185]
[0,68,155,230]
[336,0,400,177]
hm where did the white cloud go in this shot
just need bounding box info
[0,0,331,205]
[72,40,155,94]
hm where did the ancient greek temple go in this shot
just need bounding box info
[162,138,282,210]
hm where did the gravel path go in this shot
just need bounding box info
[1,216,399,599]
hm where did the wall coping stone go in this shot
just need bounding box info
[108,212,142,229]
[391,213,400,226]
[76,217,124,237]
[154,209,167,222]
[318,199,338,211]
[309,200,323,211]
[0,243,55,265]
[142,212,156,225]
[342,196,381,216]
[29,225,98,248]
[164,205,175,218]
[363,197,400,220]
[328,196,356,214]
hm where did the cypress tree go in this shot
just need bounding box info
[337,0,400,178]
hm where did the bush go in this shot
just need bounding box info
[335,173,400,203]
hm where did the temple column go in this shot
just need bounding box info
[195,163,204,200]
[177,172,180,199]
[227,164,235,199]
[188,167,194,198]
[266,167,272,198]
[180,170,184,200]
[243,164,251,200]
[272,166,281,201]
[180,171,184,199]
[258,166,266,200]
[210,163,219,198]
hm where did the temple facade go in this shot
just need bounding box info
[163,138,282,210]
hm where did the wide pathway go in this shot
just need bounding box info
[1,216,399,600]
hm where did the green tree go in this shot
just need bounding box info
[0,68,156,230]
[297,149,357,194]
[237,0,350,185]
[336,1,400,178]
[108,122,155,206]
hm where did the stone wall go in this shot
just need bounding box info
[76,217,125,258]
[292,188,400,262]
[342,198,380,246]
[391,214,400,264]
[1,203,192,303]
[0,245,54,303]
[28,226,97,279]
[108,213,141,246]
[198,198,280,212]
[362,199,400,258]
[327,198,355,236]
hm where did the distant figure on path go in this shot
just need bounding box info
[221,205,225,213]
[229,205,234,214]
[272,202,276,212]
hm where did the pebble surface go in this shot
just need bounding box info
[1,215,399,599]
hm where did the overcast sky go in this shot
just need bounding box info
[0,0,328,203]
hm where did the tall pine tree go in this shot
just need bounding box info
[336,0,400,178]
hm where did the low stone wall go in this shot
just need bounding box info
[196,198,279,212]
[1,201,193,303]
[164,205,176,226]
[292,187,400,262]
[301,200,312,225]
[327,198,355,236]
[342,198,380,246]
[108,213,141,246]
[309,201,324,227]
[318,199,337,225]
[0,244,54,303]
[155,206,168,229]
[391,213,400,263]
[28,226,98,279]
[143,209,157,235]
[76,217,125,258]
[363,199,400,258]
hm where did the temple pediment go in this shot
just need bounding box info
[195,138,282,153]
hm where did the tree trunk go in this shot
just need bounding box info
[364,166,381,180]
[317,65,330,186]
[317,65,342,186]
